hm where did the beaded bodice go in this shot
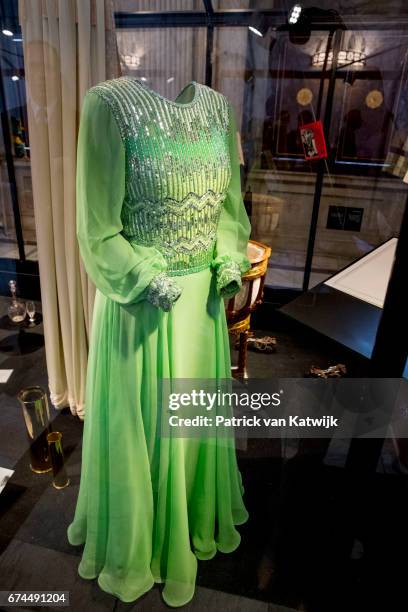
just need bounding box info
[90,76,232,275]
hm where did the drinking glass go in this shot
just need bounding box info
[26,300,36,324]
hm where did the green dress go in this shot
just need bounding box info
[67,76,251,607]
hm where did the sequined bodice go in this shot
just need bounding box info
[90,77,232,275]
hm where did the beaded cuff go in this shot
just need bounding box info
[216,260,242,299]
[146,273,182,312]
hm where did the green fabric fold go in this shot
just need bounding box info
[211,102,251,298]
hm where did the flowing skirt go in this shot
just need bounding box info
[67,267,248,607]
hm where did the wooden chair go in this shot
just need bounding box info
[225,239,272,378]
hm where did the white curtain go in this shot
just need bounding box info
[18,0,121,418]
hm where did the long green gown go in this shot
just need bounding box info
[67,76,251,607]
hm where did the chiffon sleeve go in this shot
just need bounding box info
[211,102,251,299]
[76,90,182,311]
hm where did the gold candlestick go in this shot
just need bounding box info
[47,431,70,489]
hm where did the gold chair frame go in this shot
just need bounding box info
[226,239,272,378]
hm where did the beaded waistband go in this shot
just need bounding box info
[126,237,214,277]
[121,190,225,278]
[167,261,212,277]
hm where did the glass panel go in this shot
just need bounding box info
[114,10,408,293]
[214,0,408,13]
[213,24,331,289]
[0,23,36,262]
[116,27,207,96]
[115,0,204,12]
[310,30,408,289]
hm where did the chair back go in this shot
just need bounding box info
[225,239,272,325]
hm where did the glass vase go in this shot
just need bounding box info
[8,280,27,323]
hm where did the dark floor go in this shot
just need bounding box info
[0,298,407,612]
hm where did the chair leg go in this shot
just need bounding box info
[237,330,250,378]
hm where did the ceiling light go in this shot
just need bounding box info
[11,75,19,81]
[2,29,13,37]
[289,5,302,25]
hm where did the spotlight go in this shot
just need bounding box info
[2,29,13,37]
[289,4,302,25]
[287,7,345,46]
[248,14,270,38]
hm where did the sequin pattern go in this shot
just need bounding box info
[216,260,242,299]
[89,77,232,275]
[146,272,182,311]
